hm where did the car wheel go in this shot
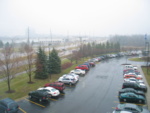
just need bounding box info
[49,94,52,98]
[29,95,32,99]
[123,99,126,102]
[69,82,72,86]
[39,98,42,102]
[139,99,142,103]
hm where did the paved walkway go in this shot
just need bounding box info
[138,65,150,110]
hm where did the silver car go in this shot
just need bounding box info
[58,76,77,85]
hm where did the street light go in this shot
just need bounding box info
[146,42,149,74]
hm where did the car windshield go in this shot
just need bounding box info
[124,106,142,112]
[9,103,18,109]
[51,89,57,92]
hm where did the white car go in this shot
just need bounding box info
[70,69,85,75]
[37,87,60,97]
[124,78,145,86]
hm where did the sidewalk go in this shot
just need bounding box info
[138,65,150,110]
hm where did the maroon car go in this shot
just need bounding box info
[44,82,65,93]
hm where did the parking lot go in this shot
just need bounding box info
[16,57,148,113]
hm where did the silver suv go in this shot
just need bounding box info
[58,76,76,85]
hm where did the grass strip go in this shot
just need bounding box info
[0,57,90,100]
[141,67,150,86]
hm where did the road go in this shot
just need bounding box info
[17,56,148,113]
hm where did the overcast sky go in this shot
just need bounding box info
[0,0,150,37]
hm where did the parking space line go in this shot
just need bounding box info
[49,98,57,101]
[25,99,45,108]
[19,107,27,113]
[112,107,116,109]
[114,101,147,106]
[65,85,75,87]
[60,93,65,95]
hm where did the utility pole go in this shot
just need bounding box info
[48,29,52,80]
[27,27,30,44]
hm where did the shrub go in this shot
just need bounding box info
[61,62,73,70]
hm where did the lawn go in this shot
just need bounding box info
[128,57,144,62]
[0,58,90,100]
[141,67,150,86]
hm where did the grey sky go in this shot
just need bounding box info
[0,0,150,37]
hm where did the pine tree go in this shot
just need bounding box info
[34,47,48,79]
[48,48,61,74]
[0,40,4,48]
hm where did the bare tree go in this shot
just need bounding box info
[23,43,35,83]
[0,43,19,93]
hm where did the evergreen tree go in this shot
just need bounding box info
[34,47,48,79]
[48,48,61,74]
[0,40,3,48]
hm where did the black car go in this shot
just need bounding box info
[28,90,51,102]
[119,88,145,97]
[0,98,19,113]
[122,82,147,92]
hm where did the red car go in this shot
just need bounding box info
[44,82,65,93]
[75,65,89,71]
[89,62,95,67]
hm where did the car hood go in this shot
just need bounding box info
[140,85,147,89]
[138,95,145,99]
[142,108,150,113]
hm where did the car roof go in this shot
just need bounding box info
[38,87,54,90]
[122,88,135,91]
[118,103,142,112]
[0,98,16,106]
[51,82,64,85]
[123,82,136,85]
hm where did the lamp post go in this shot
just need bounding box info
[48,43,51,80]
[146,42,149,74]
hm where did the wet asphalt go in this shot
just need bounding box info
[17,56,148,113]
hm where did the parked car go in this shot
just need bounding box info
[44,82,65,93]
[122,82,147,92]
[89,62,95,67]
[58,76,77,85]
[124,74,142,80]
[119,88,145,97]
[119,92,146,104]
[28,90,51,102]
[113,110,132,113]
[123,69,135,75]
[113,103,150,113]
[37,87,60,97]
[124,78,145,86]
[62,74,79,82]
[75,65,89,71]
[124,78,144,84]
[135,71,143,78]
[70,69,85,75]
[0,98,19,113]
[82,62,91,68]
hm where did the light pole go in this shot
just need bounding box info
[146,42,149,74]
[48,43,51,80]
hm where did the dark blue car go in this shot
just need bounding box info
[0,98,19,113]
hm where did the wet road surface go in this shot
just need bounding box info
[17,57,147,113]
